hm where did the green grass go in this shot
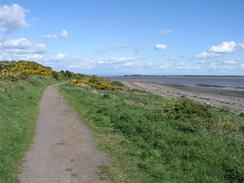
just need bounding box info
[59,84,244,183]
[0,77,55,183]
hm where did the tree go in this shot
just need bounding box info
[64,70,73,78]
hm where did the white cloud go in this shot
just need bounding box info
[59,30,68,39]
[27,54,44,60]
[159,64,167,69]
[154,44,168,50]
[209,41,237,54]
[123,62,136,66]
[55,53,65,60]
[106,57,135,63]
[196,41,244,59]
[160,29,173,36]
[42,34,57,40]
[196,51,219,59]
[59,56,138,70]
[157,63,186,70]
[0,4,29,34]
[239,43,244,49]
[240,64,244,68]
[1,37,32,49]
[224,60,238,65]
[42,30,69,40]
[196,52,209,59]
[34,44,47,54]
[98,44,129,52]
[69,62,95,69]
[0,37,47,55]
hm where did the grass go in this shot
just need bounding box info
[0,76,55,183]
[59,84,244,183]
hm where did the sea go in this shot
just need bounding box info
[109,76,244,92]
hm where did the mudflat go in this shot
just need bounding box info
[18,85,109,183]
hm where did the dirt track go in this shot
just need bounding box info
[19,85,109,183]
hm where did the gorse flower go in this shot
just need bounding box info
[0,60,52,79]
[69,76,123,90]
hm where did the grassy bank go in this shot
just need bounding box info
[59,84,244,183]
[0,77,55,183]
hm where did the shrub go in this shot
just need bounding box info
[239,112,244,117]
[111,81,124,87]
[69,76,123,90]
[64,70,73,78]
[52,71,59,80]
[0,60,52,80]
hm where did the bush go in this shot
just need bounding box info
[69,76,124,90]
[64,70,73,78]
[52,71,59,80]
[239,112,244,117]
[111,81,124,87]
[0,60,52,80]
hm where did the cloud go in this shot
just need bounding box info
[158,63,186,70]
[239,43,244,49]
[240,64,244,68]
[224,60,238,65]
[43,30,69,40]
[160,29,173,36]
[154,44,167,50]
[209,41,237,54]
[59,30,68,39]
[105,57,135,63]
[97,44,129,52]
[27,54,44,60]
[196,41,244,59]
[1,38,32,49]
[122,62,136,66]
[34,44,47,54]
[164,56,185,62]
[42,34,57,40]
[196,51,219,59]
[55,53,65,60]
[61,56,139,70]
[0,4,29,34]
[0,37,47,55]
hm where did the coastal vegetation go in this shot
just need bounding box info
[60,82,244,183]
[0,61,59,182]
[0,77,56,183]
[70,76,124,90]
[1,60,244,183]
[0,61,52,79]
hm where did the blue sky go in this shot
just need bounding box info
[0,0,244,75]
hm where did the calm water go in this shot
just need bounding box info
[109,76,244,91]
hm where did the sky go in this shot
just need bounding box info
[0,0,244,75]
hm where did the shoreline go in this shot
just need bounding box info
[121,81,244,113]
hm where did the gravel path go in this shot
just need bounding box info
[19,85,109,183]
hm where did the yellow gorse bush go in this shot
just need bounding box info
[69,76,123,90]
[0,61,52,78]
